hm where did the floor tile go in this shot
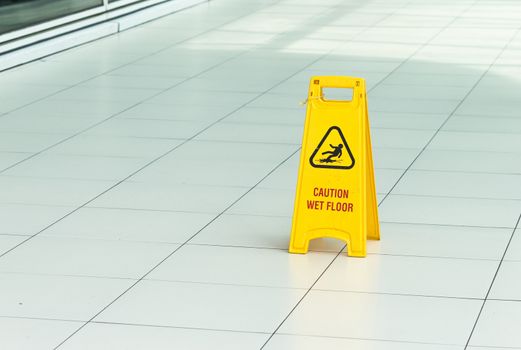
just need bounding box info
[374,168,404,194]
[466,347,517,350]
[393,170,521,200]
[370,129,435,149]
[43,207,214,243]
[132,158,282,187]
[191,213,345,252]
[0,114,101,134]
[264,334,463,350]
[279,290,481,345]
[107,63,192,79]
[90,181,247,213]
[178,76,281,93]
[247,93,304,109]
[223,106,306,125]
[61,323,267,350]
[0,317,81,350]
[505,229,521,261]
[0,236,175,279]
[78,74,185,90]
[381,72,480,88]
[0,176,115,206]
[412,149,521,174]
[370,84,470,100]
[52,86,159,104]
[370,97,461,114]
[316,254,497,298]
[469,300,521,348]
[0,132,68,153]
[443,115,521,134]
[160,139,298,164]
[148,89,257,109]
[118,103,234,122]
[25,98,135,118]
[427,131,521,153]
[0,152,32,171]
[2,0,521,347]
[84,118,209,139]
[131,141,298,187]
[46,135,183,158]
[309,59,400,73]
[195,122,303,144]
[412,46,500,65]
[148,244,336,288]
[0,203,74,236]
[0,273,133,320]
[368,223,512,260]
[0,235,27,255]
[489,261,521,301]
[227,187,295,217]
[379,195,521,228]
[95,280,305,333]
[372,148,421,169]
[256,158,299,191]
[368,112,446,130]
[3,154,148,181]
[455,98,521,118]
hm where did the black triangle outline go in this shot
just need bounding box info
[309,126,355,170]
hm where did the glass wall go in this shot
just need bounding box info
[0,0,103,35]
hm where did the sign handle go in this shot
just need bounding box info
[309,76,364,105]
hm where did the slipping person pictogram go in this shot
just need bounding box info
[309,126,355,170]
[320,144,343,163]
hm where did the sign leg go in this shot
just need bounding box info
[289,233,309,254]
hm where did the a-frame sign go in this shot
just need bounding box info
[289,76,380,257]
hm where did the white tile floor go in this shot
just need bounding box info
[1,0,521,349]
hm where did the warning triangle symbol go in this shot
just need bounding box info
[309,126,355,170]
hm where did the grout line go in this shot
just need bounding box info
[0,0,296,145]
[1,2,519,349]
[258,250,344,349]
[259,0,499,347]
[384,168,521,176]
[90,320,272,335]
[0,314,272,335]
[0,55,247,174]
[0,4,345,175]
[0,4,346,261]
[463,213,521,349]
[0,0,372,260]
[47,6,379,341]
[133,278,311,291]
[1,230,512,262]
[377,220,516,230]
[257,2,430,349]
[377,193,521,202]
[0,233,32,237]
[183,243,509,262]
[0,315,86,323]
[50,147,301,349]
[49,5,395,349]
[0,14,238,118]
[485,298,521,303]
[273,331,469,348]
[0,270,139,281]
[0,77,249,258]
[377,26,521,207]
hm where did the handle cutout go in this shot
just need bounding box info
[321,87,354,102]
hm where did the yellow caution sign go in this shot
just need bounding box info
[289,76,379,257]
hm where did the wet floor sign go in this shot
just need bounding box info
[289,76,379,257]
